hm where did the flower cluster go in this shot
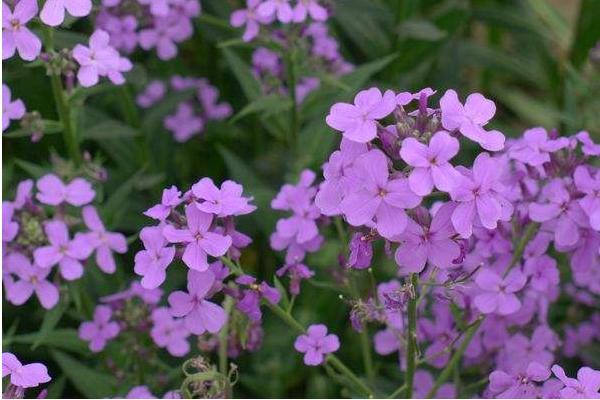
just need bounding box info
[3,175,127,310]
[230,1,351,102]
[94,0,200,59]
[270,169,322,295]
[130,177,281,358]
[136,76,232,142]
[313,86,600,398]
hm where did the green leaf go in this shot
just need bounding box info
[47,375,67,399]
[231,95,292,123]
[32,296,70,350]
[570,0,600,68]
[3,120,62,138]
[221,48,261,101]
[492,85,563,128]
[8,329,88,354]
[525,0,571,51]
[14,158,47,178]
[397,19,447,41]
[273,276,290,311]
[82,119,139,140]
[51,350,117,398]
[101,170,145,228]
[340,54,399,93]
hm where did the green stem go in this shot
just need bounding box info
[285,50,299,157]
[404,273,418,398]
[425,317,483,399]
[43,27,81,165]
[506,223,539,274]
[264,301,372,397]
[387,384,406,399]
[348,274,375,386]
[218,296,234,376]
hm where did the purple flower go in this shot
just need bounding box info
[294,324,340,366]
[551,364,600,399]
[162,204,232,271]
[2,0,42,61]
[40,0,91,26]
[33,220,92,280]
[257,0,293,24]
[340,149,422,239]
[275,262,314,296]
[400,131,460,195]
[151,307,190,357]
[137,80,166,108]
[529,178,588,247]
[326,88,396,143]
[4,252,59,309]
[394,203,461,274]
[36,174,95,206]
[523,255,559,292]
[235,274,281,322]
[474,268,526,316]
[196,81,232,120]
[414,370,456,399]
[13,179,33,210]
[315,139,368,216]
[449,153,513,238]
[99,14,138,53]
[439,89,505,151]
[3,202,19,243]
[347,232,373,269]
[138,0,170,17]
[192,178,256,217]
[167,270,226,335]
[576,131,600,156]
[139,16,192,60]
[230,0,272,42]
[77,206,127,274]
[144,186,182,221]
[488,362,551,398]
[509,127,569,166]
[574,166,600,231]
[292,0,327,23]
[73,30,132,87]
[78,305,120,352]
[2,353,51,388]
[126,386,156,399]
[134,226,176,289]
[163,102,204,142]
[2,84,25,132]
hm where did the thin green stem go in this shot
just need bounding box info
[387,384,406,399]
[348,274,375,386]
[263,301,372,397]
[285,50,299,157]
[43,27,81,165]
[404,273,418,398]
[218,296,234,376]
[506,223,539,275]
[327,355,373,398]
[425,317,483,399]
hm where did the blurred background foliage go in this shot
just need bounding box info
[2,0,600,398]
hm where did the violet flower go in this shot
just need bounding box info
[167,270,226,335]
[2,353,51,388]
[78,305,120,352]
[134,226,176,289]
[4,252,59,309]
[151,307,190,357]
[192,178,256,217]
[326,87,396,143]
[2,0,42,61]
[551,364,600,399]
[163,102,204,142]
[439,89,505,151]
[40,0,91,26]
[144,185,182,221]
[294,324,340,366]
[162,204,232,271]
[36,174,95,206]
[34,220,92,280]
[78,206,127,274]
[474,268,527,316]
[2,84,25,132]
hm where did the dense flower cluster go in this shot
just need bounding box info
[3,175,127,309]
[136,76,232,142]
[314,85,600,398]
[231,0,351,101]
[94,0,200,59]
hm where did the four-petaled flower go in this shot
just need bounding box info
[5,252,59,309]
[294,324,340,366]
[474,268,527,316]
[134,226,176,289]
[2,352,51,388]
[2,0,42,61]
[36,174,95,206]
[78,305,121,352]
